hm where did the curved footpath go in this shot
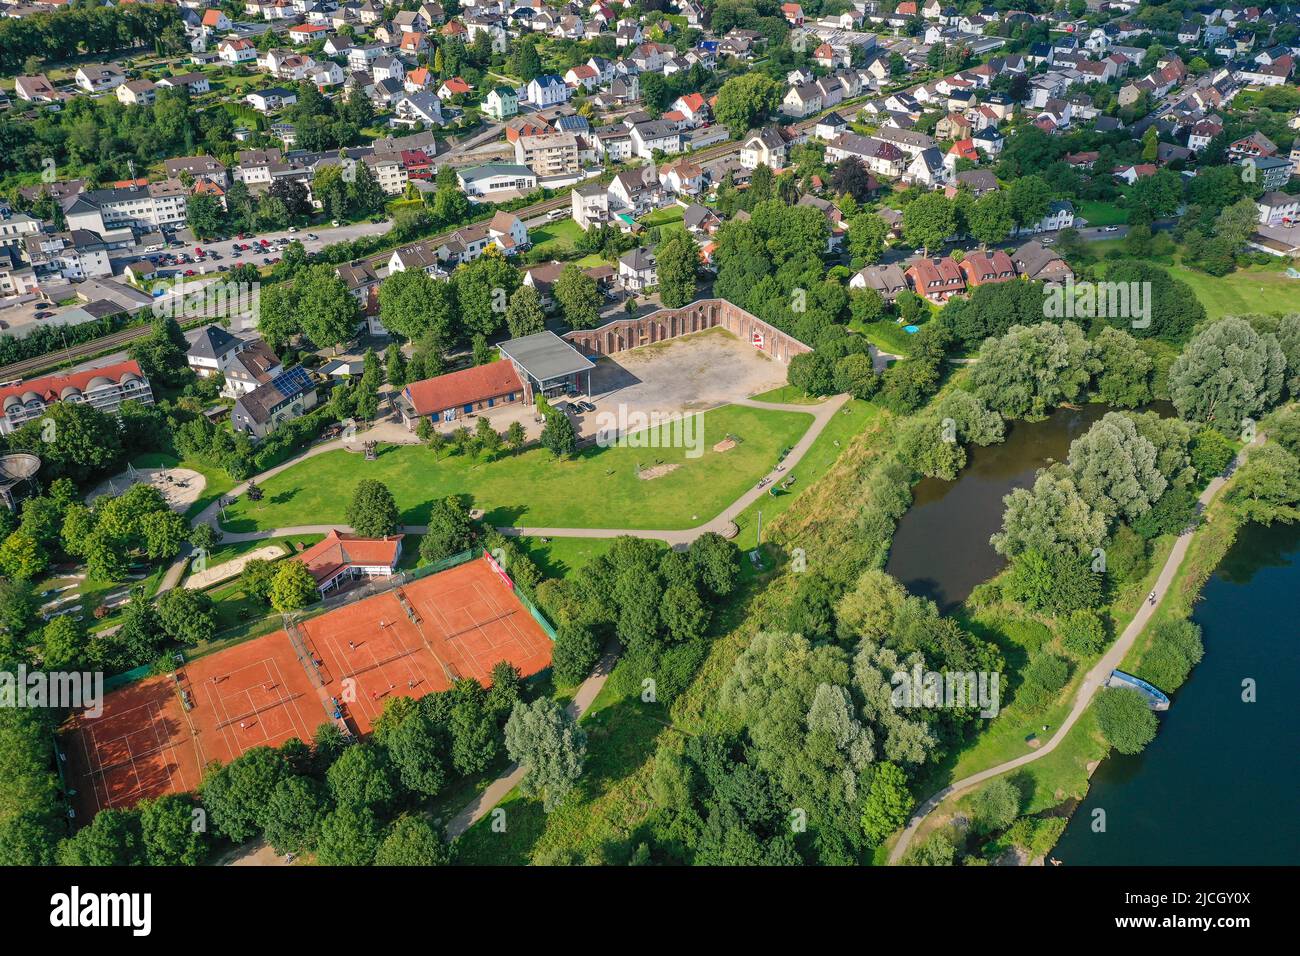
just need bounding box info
[887,436,1260,865]
[183,394,850,550]
[211,395,847,861]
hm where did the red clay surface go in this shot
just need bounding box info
[300,558,553,734]
[61,557,552,818]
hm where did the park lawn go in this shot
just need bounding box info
[1077,200,1129,226]
[219,404,811,533]
[1166,261,1300,322]
[748,384,826,405]
[731,399,879,554]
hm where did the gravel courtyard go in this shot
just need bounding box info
[585,327,787,420]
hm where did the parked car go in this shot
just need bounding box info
[1103,225,1121,232]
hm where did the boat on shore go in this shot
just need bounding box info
[1107,670,1171,710]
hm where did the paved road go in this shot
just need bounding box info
[886,436,1260,865]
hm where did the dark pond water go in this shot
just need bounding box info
[885,403,1116,613]
[1052,520,1300,865]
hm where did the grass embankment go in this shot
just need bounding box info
[453,406,897,864]
[219,404,810,533]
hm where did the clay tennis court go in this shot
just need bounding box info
[301,557,554,734]
[62,555,553,815]
[64,632,324,821]
[63,676,203,821]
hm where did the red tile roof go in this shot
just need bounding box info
[298,530,404,586]
[403,362,523,416]
[0,360,146,406]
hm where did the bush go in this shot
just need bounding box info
[1136,618,1203,692]
[1014,652,1071,714]
[1095,687,1158,754]
[1059,609,1107,657]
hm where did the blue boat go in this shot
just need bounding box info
[1107,670,1171,710]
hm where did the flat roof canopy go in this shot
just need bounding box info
[498,331,595,384]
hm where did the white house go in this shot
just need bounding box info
[527,74,570,106]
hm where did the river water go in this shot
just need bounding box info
[1052,520,1300,865]
[884,402,1295,864]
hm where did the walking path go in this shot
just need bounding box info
[190,394,849,550]
[444,642,620,840]
[886,437,1259,865]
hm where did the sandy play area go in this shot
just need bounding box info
[184,544,287,590]
[87,466,206,514]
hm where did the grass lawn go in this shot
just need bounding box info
[731,399,880,554]
[1166,261,1300,321]
[1077,200,1129,226]
[220,404,810,533]
[851,317,917,356]
[640,206,685,229]
[529,218,585,256]
[748,384,825,405]
[513,536,657,579]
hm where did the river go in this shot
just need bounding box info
[1051,520,1300,865]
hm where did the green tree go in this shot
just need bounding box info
[655,231,700,308]
[139,794,209,865]
[504,284,546,338]
[1095,687,1158,754]
[713,73,782,134]
[861,762,912,846]
[315,805,382,865]
[541,408,578,458]
[1168,317,1285,429]
[1067,412,1167,523]
[504,697,587,812]
[553,263,602,330]
[420,496,475,563]
[346,479,400,537]
[902,191,955,255]
[374,816,453,866]
[262,775,329,855]
[156,587,217,645]
[269,560,318,613]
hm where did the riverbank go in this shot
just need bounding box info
[1053,519,1300,863]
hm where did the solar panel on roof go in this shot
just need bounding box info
[271,366,312,398]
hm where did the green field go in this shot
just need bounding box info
[529,218,586,256]
[1077,201,1130,226]
[219,404,811,533]
[1167,261,1300,321]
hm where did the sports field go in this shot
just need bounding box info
[61,556,552,816]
